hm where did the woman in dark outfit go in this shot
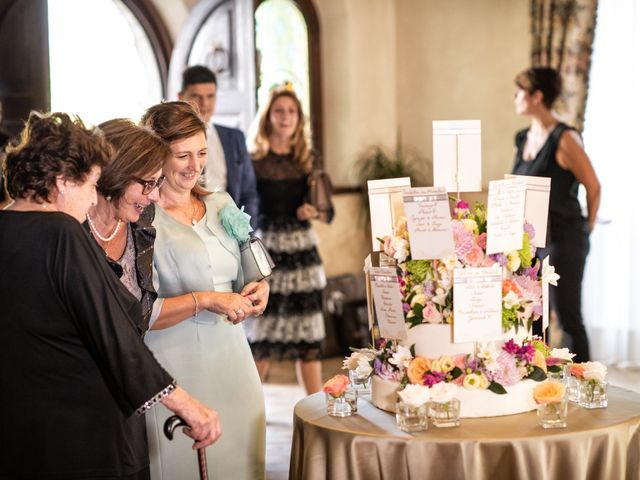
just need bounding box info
[511,67,601,362]
[0,112,221,479]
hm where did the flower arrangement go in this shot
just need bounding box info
[219,203,253,242]
[570,360,608,408]
[381,199,557,333]
[323,374,351,398]
[348,337,551,396]
[533,380,568,428]
[533,380,566,404]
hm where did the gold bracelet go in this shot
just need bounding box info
[190,291,199,317]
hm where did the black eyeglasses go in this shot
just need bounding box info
[132,175,165,194]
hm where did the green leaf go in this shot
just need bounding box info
[488,382,508,394]
[547,365,562,373]
[528,365,547,382]
[449,367,462,380]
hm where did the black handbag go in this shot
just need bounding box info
[307,169,334,223]
[240,235,276,284]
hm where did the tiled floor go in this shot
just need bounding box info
[263,357,640,480]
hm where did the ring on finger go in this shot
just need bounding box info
[235,308,244,316]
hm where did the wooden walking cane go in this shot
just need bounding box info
[164,415,208,480]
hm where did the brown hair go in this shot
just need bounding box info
[140,101,209,197]
[97,118,170,202]
[251,87,312,172]
[515,67,562,109]
[4,111,111,203]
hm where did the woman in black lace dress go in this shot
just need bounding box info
[244,86,331,394]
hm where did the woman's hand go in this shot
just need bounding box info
[202,291,254,323]
[161,386,222,450]
[296,202,318,221]
[241,279,270,318]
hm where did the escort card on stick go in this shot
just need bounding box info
[453,267,503,343]
[367,177,412,251]
[369,266,407,340]
[504,174,551,248]
[433,120,482,194]
[486,178,526,254]
[402,186,455,259]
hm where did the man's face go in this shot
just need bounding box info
[179,82,217,123]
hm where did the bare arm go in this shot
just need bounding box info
[556,130,601,231]
[150,291,254,330]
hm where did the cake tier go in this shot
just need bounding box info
[402,324,475,357]
[372,375,537,418]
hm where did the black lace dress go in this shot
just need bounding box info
[243,150,326,361]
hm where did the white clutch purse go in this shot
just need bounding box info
[240,235,276,284]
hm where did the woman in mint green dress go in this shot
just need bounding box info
[142,101,269,480]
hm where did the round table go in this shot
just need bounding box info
[289,386,640,480]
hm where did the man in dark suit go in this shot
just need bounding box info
[179,65,259,228]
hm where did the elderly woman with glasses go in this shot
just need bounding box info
[84,119,169,332]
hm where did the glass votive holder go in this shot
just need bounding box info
[428,398,461,428]
[395,401,428,432]
[578,380,608,409]
[325,388,358,417]
[348,370,372,394]
[537,398,569,428]
[566,376,580,403]
[547,364,570,384]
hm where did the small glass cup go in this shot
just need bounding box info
[325,388,358,417]
[537,398,569,428]
[566,375,580,403]
[547,364,570,384]
[429,398,461,428]
[349,370,372,395]
[395,401,428,432]
[578,380,608,409]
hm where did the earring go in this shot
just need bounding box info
[59,190,65,195]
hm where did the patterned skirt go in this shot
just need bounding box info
[243,215,326,361]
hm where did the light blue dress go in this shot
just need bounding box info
[145,193,266,480]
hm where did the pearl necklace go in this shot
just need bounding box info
[86,213,123,242]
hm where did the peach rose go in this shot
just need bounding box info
[502,279,522,296]
[533,380,566,404]
[532,350,548,373]
[570,363,586,379]
[323,374,350,398]
[407,356,432,385]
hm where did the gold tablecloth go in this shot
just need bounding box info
[289,386,640,480]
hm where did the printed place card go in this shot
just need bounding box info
[453,267,503,343]
[367,177,412,251]
[403,186,455,259]
[433,120,482,193]
[486,178,526,254]
[542,256,551,332]
[505,174,551,248]
[369,266,407,340]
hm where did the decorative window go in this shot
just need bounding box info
[47,0,164,125]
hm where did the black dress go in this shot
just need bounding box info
[243,151,327,361]
[512,122,591,361]
[0,211,174,479]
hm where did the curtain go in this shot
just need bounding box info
[530,0,598,131]
[581,0,640,365]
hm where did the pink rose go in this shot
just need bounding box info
[323,374,350,397]
[422,302,443,324]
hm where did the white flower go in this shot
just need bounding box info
[542,264,560,286]
[398,384,431,408]
[391,237,409,263]
[507,251,521,272]
[354,357,374,377]
[342,349,376,371]
[503,290,520,309]
[388,345,413,369]
[410,293,427,307]
[432,287,448,306]
[582,361,607,382]
[549,348,575,362]
[463,373,483,389]
[429,382,458,402]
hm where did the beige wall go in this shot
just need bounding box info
[152,0,531,277]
